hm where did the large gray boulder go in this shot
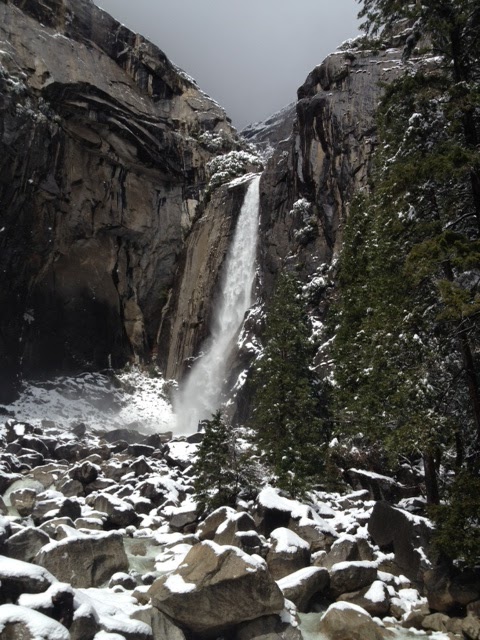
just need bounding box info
[277,566,329,612]
[34,528,128,587]
[149,540,284,635]
[424,563,480,613]
[329,561,378,599]
[368,501,432,583]
[0,604,70,640]
[87,493,139,529]
[266,527,311,580]
[318,602,386,640]
[4,527,50,563]
[0,556,56,600]
[337,580,390,617]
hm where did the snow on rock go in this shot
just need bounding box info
[164,573,196,594]
[270,527,310,553]
[0,604,70,640]
[0,555,57,591]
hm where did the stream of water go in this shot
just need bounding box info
[174,174,261,433]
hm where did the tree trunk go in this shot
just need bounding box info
[423,451,440,505]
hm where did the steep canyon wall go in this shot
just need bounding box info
[0,0,239,400]
[0,0,413,412]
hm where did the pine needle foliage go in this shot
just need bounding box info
[330,0,480,559]
[192,410,257,512]
[251,272,326,497]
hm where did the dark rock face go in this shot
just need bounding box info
[158,178,251,382]
[0,0,238,400]
[258,45,407,312]
[368,501,432,584]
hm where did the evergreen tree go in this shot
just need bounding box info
[251,272,326,497]
[331,0,480,561]
[192,410,257,512]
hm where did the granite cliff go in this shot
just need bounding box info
[0,0,240,401]
[0,0,411,411]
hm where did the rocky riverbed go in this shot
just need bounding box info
[0,373,479,640]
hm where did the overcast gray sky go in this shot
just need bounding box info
[93,0,360,130]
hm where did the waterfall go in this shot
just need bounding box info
[174,174,261,433]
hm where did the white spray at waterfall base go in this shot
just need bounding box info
[174,174,261,433]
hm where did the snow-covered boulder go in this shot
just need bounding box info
[254,488,294,535]
[197,506,236,541]
[346,468,416,503]
[4,526,50,562]
[277,566,329,612]
[0,604,70,640]
[149,540,284,635]
[266,528,310,580]
[87,493,139,529]
[34,529,128,587]
[9,487,38,517]
[337,580,390,617]
[318,602,386,640]
[213,511,261,554]
[329,561,378,598]
[321,534,374,570]
[0,555,56,599]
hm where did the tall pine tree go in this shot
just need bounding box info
[192,411,258,512]
[251,272,326,497]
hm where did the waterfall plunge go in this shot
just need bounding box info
[174,175,261,433]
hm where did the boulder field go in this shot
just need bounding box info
[0,416,479,640]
